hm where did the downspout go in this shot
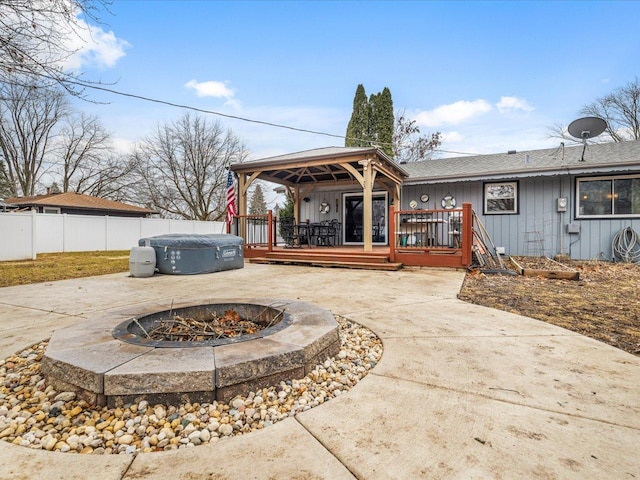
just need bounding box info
[559,143,565,256]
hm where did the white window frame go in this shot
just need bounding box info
[43,207,61,214]
[576,174,640,218]
[483,181,518,215]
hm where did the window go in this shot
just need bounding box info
[484,181,518,214]
[577,175,640,218]
[43,207,60,214]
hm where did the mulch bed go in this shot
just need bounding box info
[458,259,640,356]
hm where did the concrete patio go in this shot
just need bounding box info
[0,263,638,479]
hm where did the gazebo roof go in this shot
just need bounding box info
[230,146,408,187]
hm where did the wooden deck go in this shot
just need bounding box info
[235,204,473,270]
[244,246,403,271]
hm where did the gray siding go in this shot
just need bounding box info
[297,190,344,224]
[295,177,639,261]
[403,177,640,260]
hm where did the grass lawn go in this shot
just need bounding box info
[0,251,130,287]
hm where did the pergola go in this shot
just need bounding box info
[230,147,408,252]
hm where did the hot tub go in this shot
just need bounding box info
[139,234,243,275]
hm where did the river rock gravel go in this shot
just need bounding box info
[0,316,382,454]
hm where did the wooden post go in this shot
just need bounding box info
[461,202,473,267]
[294,186,300,225]
[237,173,247,240]
[361,158,373,253]
[267,210,273,252]
[389,205,396,262]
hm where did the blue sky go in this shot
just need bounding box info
[72,0,640,160]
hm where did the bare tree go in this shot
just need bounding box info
[582,77,640,142]
[548,78,640,143]
[0,0,110,95]
[57,112,111,192]
[0,79,68,196]
[133,113,248,220]
[392,110,442,163]
[69,152,139,201]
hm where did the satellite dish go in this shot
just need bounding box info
[567,116,607,161]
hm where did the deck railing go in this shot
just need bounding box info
[390,203,472,268]
[230,204,473,268]
[228,211,274,251]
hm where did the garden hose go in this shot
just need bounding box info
[612,226,640,264]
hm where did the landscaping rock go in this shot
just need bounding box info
[0,317,382,454]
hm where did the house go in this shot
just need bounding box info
[401,140,640,260]
[2,192,156,218]
[231,140,640,262]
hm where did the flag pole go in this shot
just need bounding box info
[225,168,237,235]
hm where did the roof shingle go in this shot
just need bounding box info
[3,192,154,214]
[402,140,640,183]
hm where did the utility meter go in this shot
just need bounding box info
[557,197,568,212]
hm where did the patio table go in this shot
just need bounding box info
[396,218,447,247]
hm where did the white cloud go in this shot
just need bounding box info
[111,137,136,155]
[185,80,240,108]
[440,131,464,143]
[185,79,235,99]
[64,20,129,70]
[496,96,534,114]
[414,100,492,127]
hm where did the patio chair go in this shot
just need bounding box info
[448,212,462,247]
[330,219,341,245]
[280,219,298,248]
[315,220,336,246]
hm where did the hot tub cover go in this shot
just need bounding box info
[139,233,243,248]
[138,234,244,275]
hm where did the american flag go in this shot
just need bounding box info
[226,170,237,227]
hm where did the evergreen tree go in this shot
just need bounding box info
[49,182,62,194]
[371,87,394,158]
[277,196,295,239]
[345,84,395,157]
[278,197,294,219]
[345,84,371,148]
[249,184,268,215]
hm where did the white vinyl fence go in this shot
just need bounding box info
[0,211,225,261]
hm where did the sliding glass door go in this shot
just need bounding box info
[342,192,388,245]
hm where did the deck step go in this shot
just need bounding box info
[249,257,403,271]
[263,250,390,264]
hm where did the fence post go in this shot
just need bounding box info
[389,205,396,262]
[62,213,68,253]
[267,210,273,252]
[104,216,109,251]
[31,209,37,260]
[462,203,473,267]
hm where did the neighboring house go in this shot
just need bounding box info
[233,140,640,261]
[3,192,156,218]
[0,199,18,212]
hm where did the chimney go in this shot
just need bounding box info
[46,187,51,195]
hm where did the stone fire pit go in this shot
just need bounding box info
[41,299,339,407]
